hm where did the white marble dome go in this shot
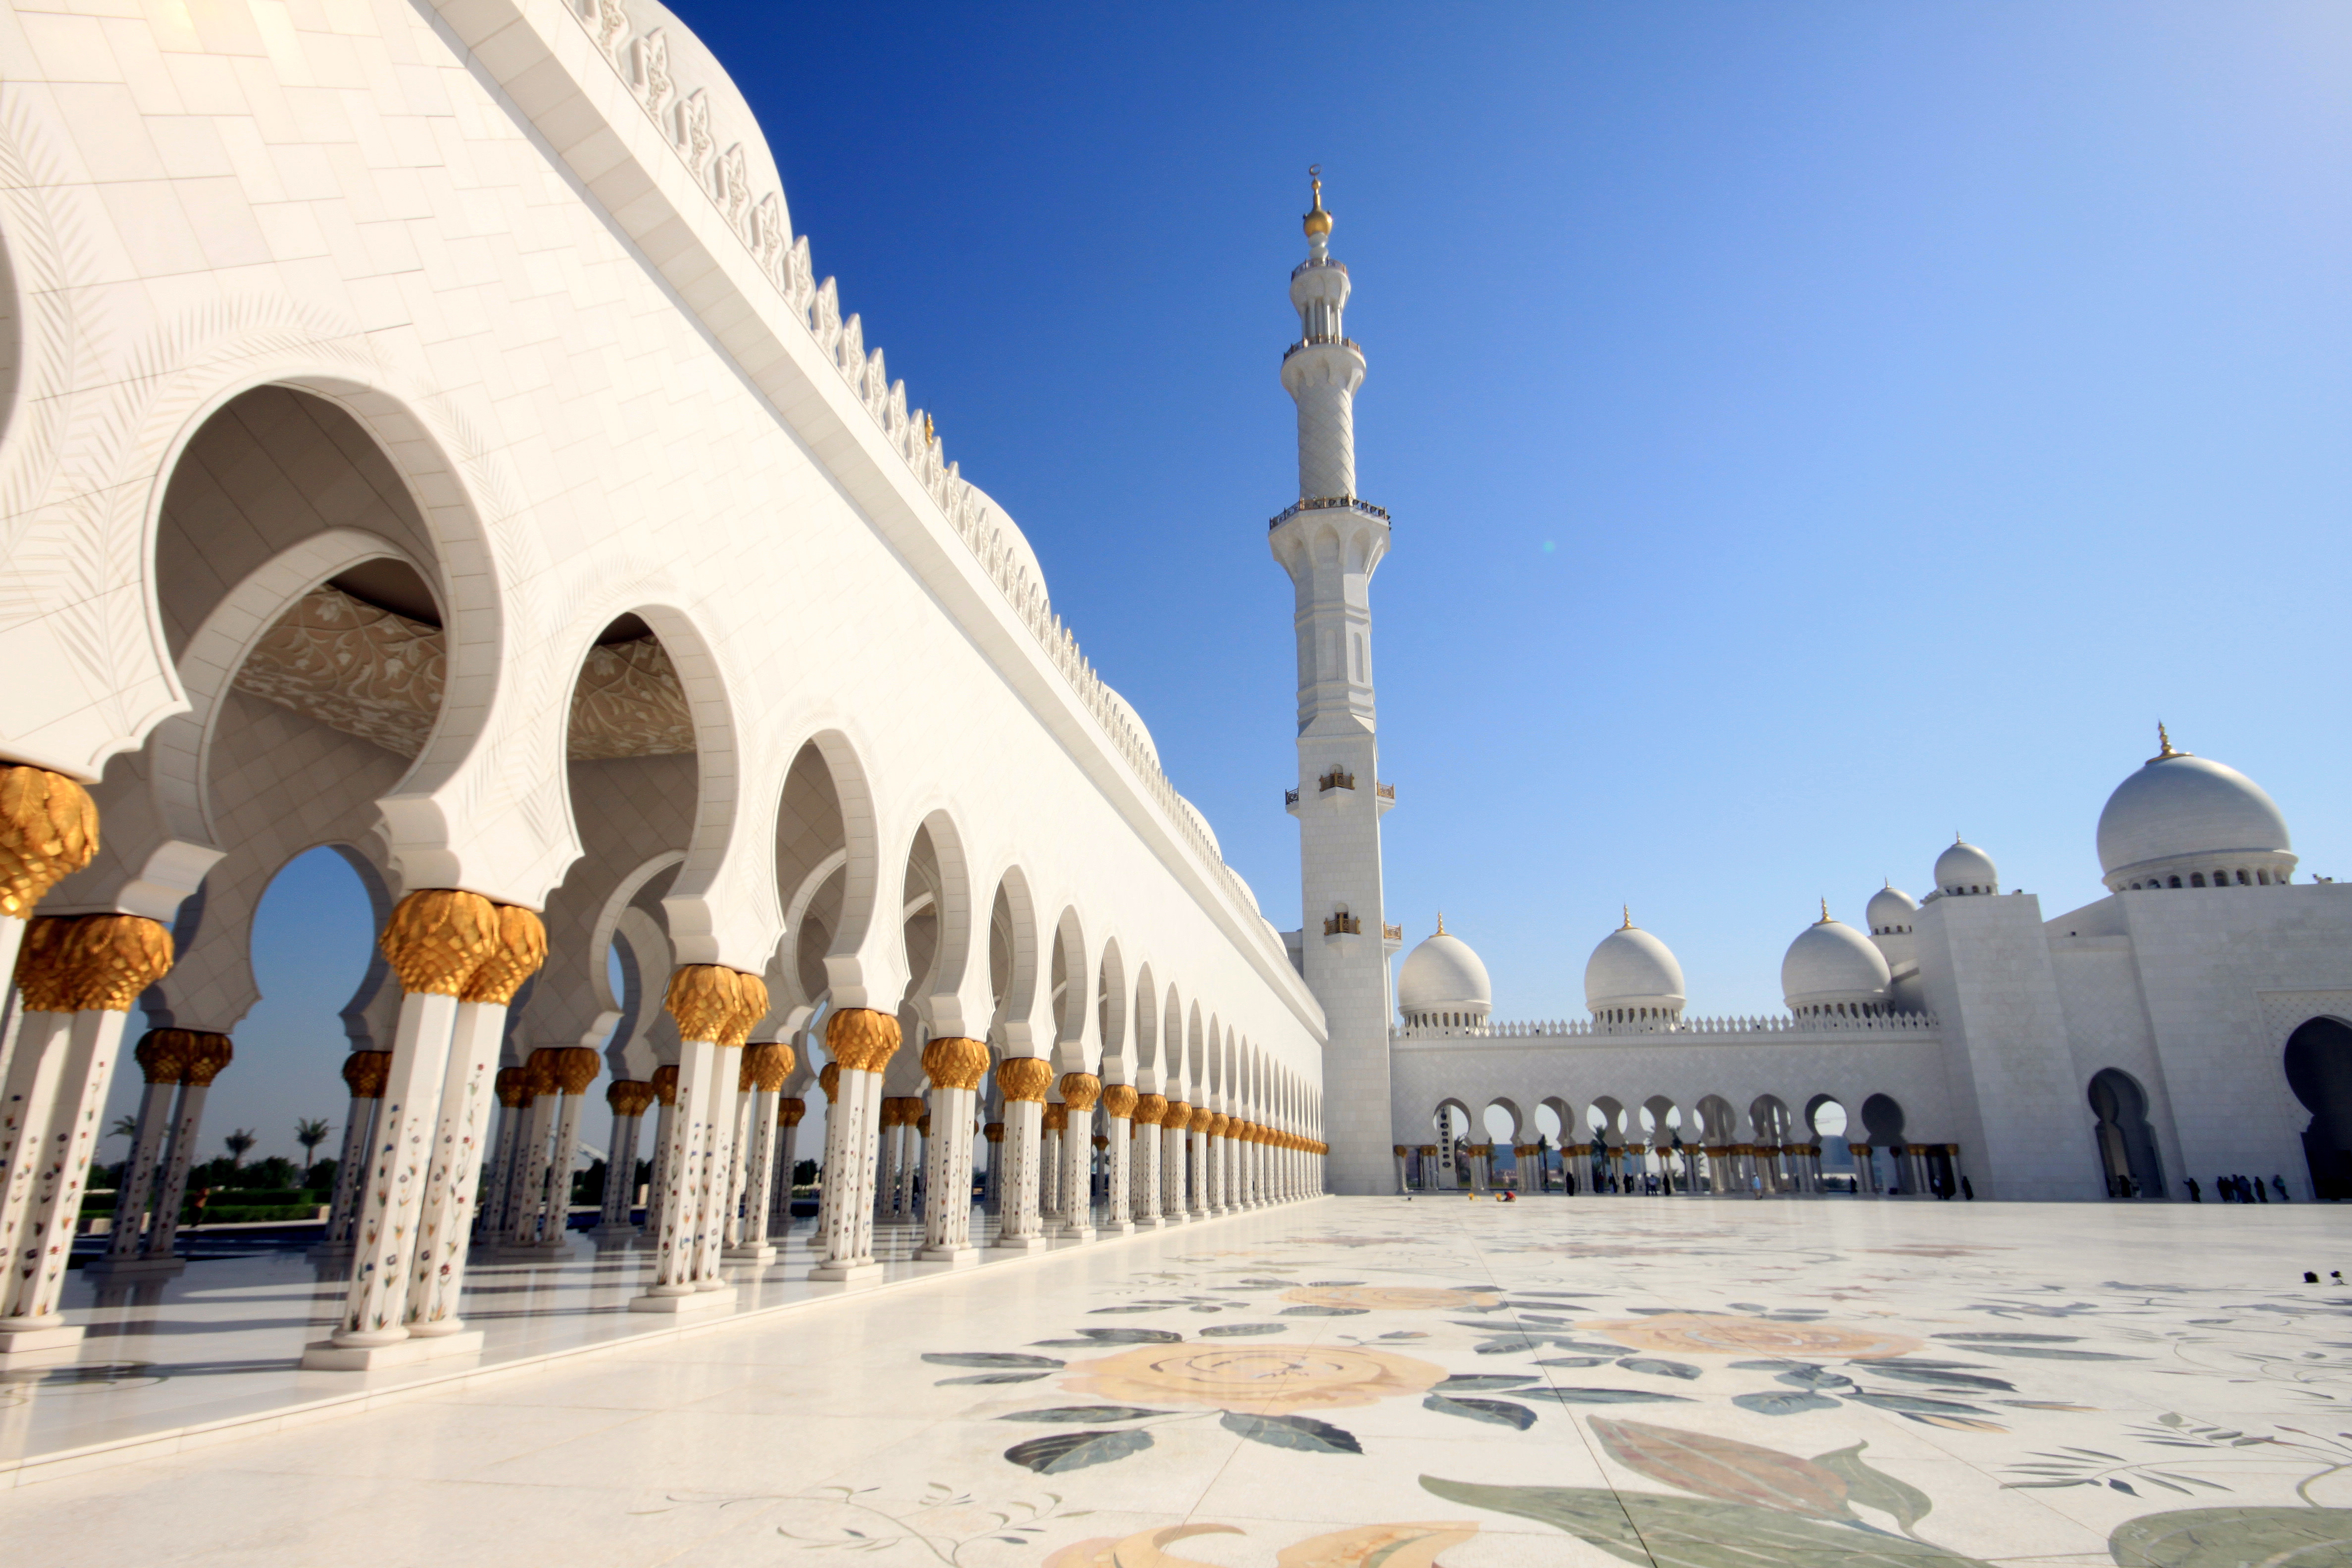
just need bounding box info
[1781,911,1893,1014]
[1397,921,1493,1027]
[1585,919,1685,1023]
[1935,838,1999,896]
[1866,883,1919,935]
[2097,733,2296,892]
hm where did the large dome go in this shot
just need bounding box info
[1585,918,1685,1022]
[1935,838,1999,896]
[1781,909,1892,1014]
[2097,731,2295,891]
[1396,920,1492,1027]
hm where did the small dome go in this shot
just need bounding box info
[1585,918,1685,1015]
[1396,919,1492,1026]
[1102,686,1158,770]
[2097,730,2295,891]
[1866,884,1919,935]
[1782,909,1892,1013]
[1935,838,1999,896]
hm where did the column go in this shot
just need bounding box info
[1393,1144,1410,1195]
[142,1034,230,1264]
[991,1057,1052,1252]
[1053,1074,1099,1241]
[501,1051,560,1247]
[1202,1113,1226,1213]
[721,1060,755,1244]
[771,1096,805,1232]
[809,1006,899,1282]
[309,890,503,1368]
[1187,1107,1211,1214]
[980,1121,1004,1216]
[0,765,98,1093]
[474,1067,526,1243]
[918,1036,987,1262]
[0,914,175,1354]
[325,1050,392,1247]
[1038,1101,1065,1224]
[406,908,546,1336]
[644,1064,678,1228]
[1161,1099,1191,1223]
[1100,1085,1135,1232]
[635,964,767,1309]
[102,1031,188,1262]
[727,1041,792,1261]
[1131,1094,1165,1225]
[596,1080,650,1233]
[873,1097,904,1224]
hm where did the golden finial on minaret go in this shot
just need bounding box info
[1622,904,1633,930]
[2150,721,2186,763]
[923,412,935,448]
[1818,897,1832,924]
[1435,911,1445,936]
[1303,164,1332,239]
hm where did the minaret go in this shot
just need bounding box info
[1270,168,1395,1196]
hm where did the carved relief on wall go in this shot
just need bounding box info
[231,585,693,759]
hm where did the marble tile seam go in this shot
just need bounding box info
[0,1195,1332,1491]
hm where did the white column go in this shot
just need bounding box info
[326,1059,387,1246]
[1133,1097,1164,1225]
[994,1096,1046,1248]
[1162,1103,1191,1223]
[504,1054,560,1247]
[0,1004,144,1342]
[407,996,526,1334]
[104,1056,178,1260]
[813,1062,883,1276]
[874,1102,904,1224]
[1102,1088,1134,1233]
[1038,1114,1063,1222]
[917,1038,985,1263]
[640,1037,721,1302]
[771,1100,804,1232]
[644,1069,678,1226]
[143,1069,220,1263]
[729,1085,778,1258]
[598,1096,642,1232]
[1053,1078,1098,1241]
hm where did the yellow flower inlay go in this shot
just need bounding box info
[1060,1341,1446,1415]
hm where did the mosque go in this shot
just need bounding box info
[1377,736,2352,1204]
[0,0,2340,1379]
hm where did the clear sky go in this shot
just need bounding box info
[122,2,2352,1162]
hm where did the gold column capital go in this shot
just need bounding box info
[1041,1102,1069,1132]
[666,964,767,1047]
[27,913,175,1013]
[777,1096,806,1126]
[1057,1072,1101,1113]
[1132,1093,1167,1127]
[995,1056,1054,1103]
[744,1040,796,1091]
[920,1035,989,1090]
[1163,1101,1192,1132]
[134,1028,192,1085]
[380,889,500,996]
[825,1006,902,1071]
[493,1065,528,1107]
[818,1062,841,1102]
[178,1030,232,1086]
[982,1121,1005,1143]
[650,1064,679,1105]
[0,765,98,919]
[524,1048,561,1098]
[1187,1106,1213,1134]
[461,904,547,1005]
[553,1046,601,1095]
[1100,1084,1138,1119]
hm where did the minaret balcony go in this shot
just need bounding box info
[1381,922,1404,952]
[1269,495,1389,532]
[1375,781,1396,816]
[1290,257,1348,280]
[1323,913,1362,937]
[1282,334,1362,362]
[1319,769,1355,792]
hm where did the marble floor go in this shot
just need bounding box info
[3,1196,2351,1567]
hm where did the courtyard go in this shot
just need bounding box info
[1,1197,2348,1566]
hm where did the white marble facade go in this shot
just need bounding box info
[0,0,1326,1363]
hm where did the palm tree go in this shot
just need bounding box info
[294,1117,332,1181]
[224,1128,256,1168]
[109,1113,139,1144]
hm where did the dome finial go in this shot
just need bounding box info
[1621,904,1633,930]
[1303,164,1332,241]
[2150,721,2188,763]
[1817,897,1833,924]
[1434,909,1445,936]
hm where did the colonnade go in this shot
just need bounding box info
[1395,1135,1967,1198]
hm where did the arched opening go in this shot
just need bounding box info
[1433,1100,1473,1187]
[2086,1068,2163,1199]
[1861,1093,1907,1194]
[2285,1019,2352,1200]
[1808,1097,1855,1194]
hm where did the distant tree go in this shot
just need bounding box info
[109,1113,139,1144]
[294,1118,332,1180]
[793,1158,819,1186]
[224,1128,256,1167]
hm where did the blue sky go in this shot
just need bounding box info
[129,3,2352,1160]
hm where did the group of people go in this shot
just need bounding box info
[2186,1173,2290,1203]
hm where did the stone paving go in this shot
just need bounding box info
[3,1196,2351,1567]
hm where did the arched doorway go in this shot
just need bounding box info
[2087,1068,2164,1199]
[2284,1019,2352,1200]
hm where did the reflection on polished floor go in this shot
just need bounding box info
[4,1197,2351,1568]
